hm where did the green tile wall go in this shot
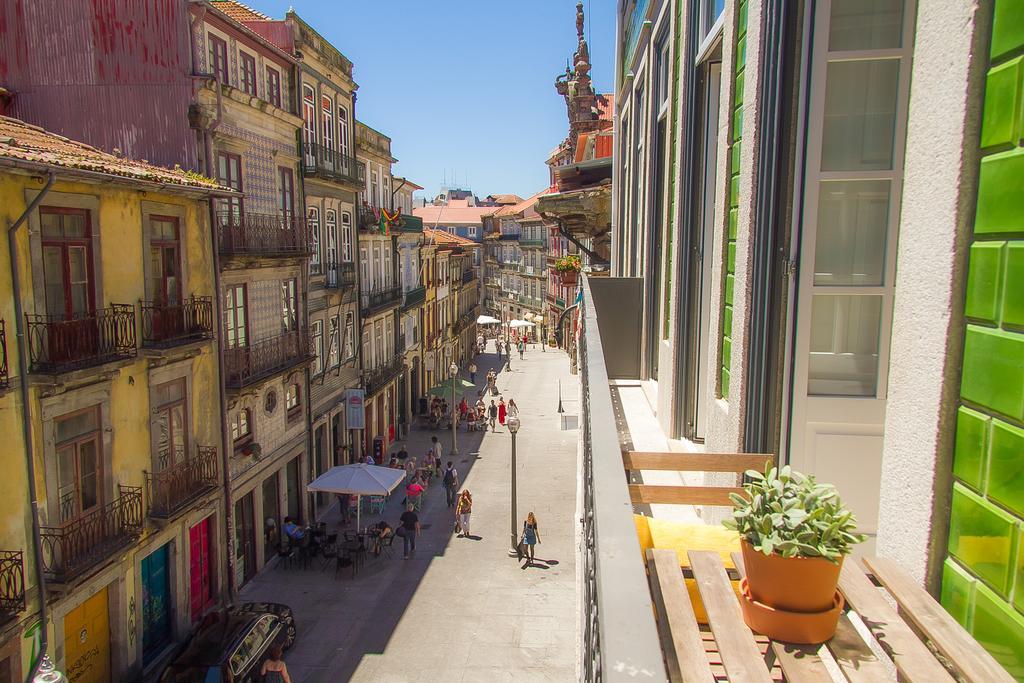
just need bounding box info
[719,0,748,400]
[943,2,1024,677]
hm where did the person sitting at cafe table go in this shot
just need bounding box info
[373,522,393,556]
[282,516,304,541]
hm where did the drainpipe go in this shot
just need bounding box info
[8,171,56,683]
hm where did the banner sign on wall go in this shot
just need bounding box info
[344,389,365,430]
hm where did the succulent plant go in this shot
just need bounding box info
[723,464,866,563]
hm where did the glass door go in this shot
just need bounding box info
[234,493,256,585]
[787,0,912,553]
[262,474,280,566]
[55,408,102,523]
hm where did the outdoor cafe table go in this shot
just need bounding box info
[647,549,1014,683]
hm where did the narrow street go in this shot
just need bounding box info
[239,345,580,682]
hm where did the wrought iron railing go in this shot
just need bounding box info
[301,143,362,186]
[461,270,474,285]
[223,328,312,389]
[0,320,8,389]
[26,304,136,374]
[363,354,404,397]
[450,311,476,336]
[140,296,214,348]
[145,445,219,519]
[40,485,143,582]
[498,233,520,241]
[403,285,426,309]
[360,285,402,315]
[519,238,545,248]
[324,261,357,290]
[396,214,423,233]
[578,274,667,681]
[0,551,25,618]
[216,211,312,257]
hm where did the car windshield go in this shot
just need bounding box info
[229,614,278,676]
[159,665,222,683]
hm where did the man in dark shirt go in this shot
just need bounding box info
[400,503,420,559]
[397,445,409,461]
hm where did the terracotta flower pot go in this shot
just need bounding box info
[739,579,845,644]
[559,270,578,285]
[740,539,842,613]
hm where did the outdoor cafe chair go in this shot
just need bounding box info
[379,533,395,560]
[369,496,386,514]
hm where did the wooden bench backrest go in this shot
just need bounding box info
[623,451,774,508]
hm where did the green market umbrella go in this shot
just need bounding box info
[428,377,476,397]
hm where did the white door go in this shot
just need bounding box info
[788,0,913,552]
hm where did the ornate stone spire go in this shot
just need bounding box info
[555,0,600,160]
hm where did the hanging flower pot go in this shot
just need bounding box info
[559,270,578,286]
[724,464,866,644]
[555,255,581,286]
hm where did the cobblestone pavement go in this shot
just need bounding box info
[239,344,580,682]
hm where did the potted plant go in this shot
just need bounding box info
[723,464,865,643]
[555,255,581,285]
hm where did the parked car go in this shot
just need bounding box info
[159,602,296,682]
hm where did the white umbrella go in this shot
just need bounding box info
[306,463,406,530]
[476,315,500,324]
[509,319,536,328]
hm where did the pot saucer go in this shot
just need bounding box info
[738,578,845,644]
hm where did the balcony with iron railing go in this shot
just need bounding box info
[0,551,25,620]
[302,143,363,186]
[216,211,312,258]
[461,270,474,285]
[519,238,545,248]
[450,311,476,336]
[0,320,8,390]
[498,233,520,241]
[223,328,313,390]
[395,214,423,233]
[26,304,137,374]
[323,261,357,290]
[140,296,214,349]
[145,445,219,520]
[41,485,144,583]
[403,285,426,309]
[361,285,403,316]
[363,354,404,397]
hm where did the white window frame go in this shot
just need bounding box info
[341,211,353,262]
[308,206,321,275]
[325,209,338,267]
[311,320,324,376]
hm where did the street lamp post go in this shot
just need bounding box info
[506,414,521,557]
[449,362,459,456]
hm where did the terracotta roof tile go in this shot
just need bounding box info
[0,116,229,192]
[423,228,480,248]
[210,0,271,22]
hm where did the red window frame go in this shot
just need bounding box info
[216,152,244,220]
[40,206,96,319]
[209,35,228,83]
[240,52,257,96]
[149,215,182,305]
[267,67,281,108]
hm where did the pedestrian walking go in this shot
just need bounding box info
[488,400,498,431]
[498,397,507,426]
[431,435,442,466]
[399,503,420,559]
[518,340,525,360]
[260,644,292,683]
[508,398,519,417]
[469,361,477,384]
[456,490,473,537]
[443,461,460,507]
[496,337,503,358]
[522,512,541,565]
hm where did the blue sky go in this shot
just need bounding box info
[241,0,615,200]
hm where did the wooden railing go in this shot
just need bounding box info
[223,329,312,389]
[216,211,312,257]
[40,485,143,582]
[26,304,136,374]
[140,296,214,348]
[145,446,219,519]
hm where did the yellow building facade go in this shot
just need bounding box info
[0,117,229,681]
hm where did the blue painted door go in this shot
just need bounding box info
[141,543,172,664]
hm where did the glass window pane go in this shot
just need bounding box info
[821,59,900,171]
[808,295,882,396]
[79,440,100,511]
[813,180,890,285]
[56,409,99,441]
[829,0,903,51]
[41,211,62,238]
[43,246,66,317]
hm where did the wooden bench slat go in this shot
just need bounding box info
[731,552,833,683]
[827,613,893,683]
[647,549,717,683]
[862,556,1014,683]
[629,485,744,506]
[689,551,774,683]
[839,559,955,683]
[623,452,774,473]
